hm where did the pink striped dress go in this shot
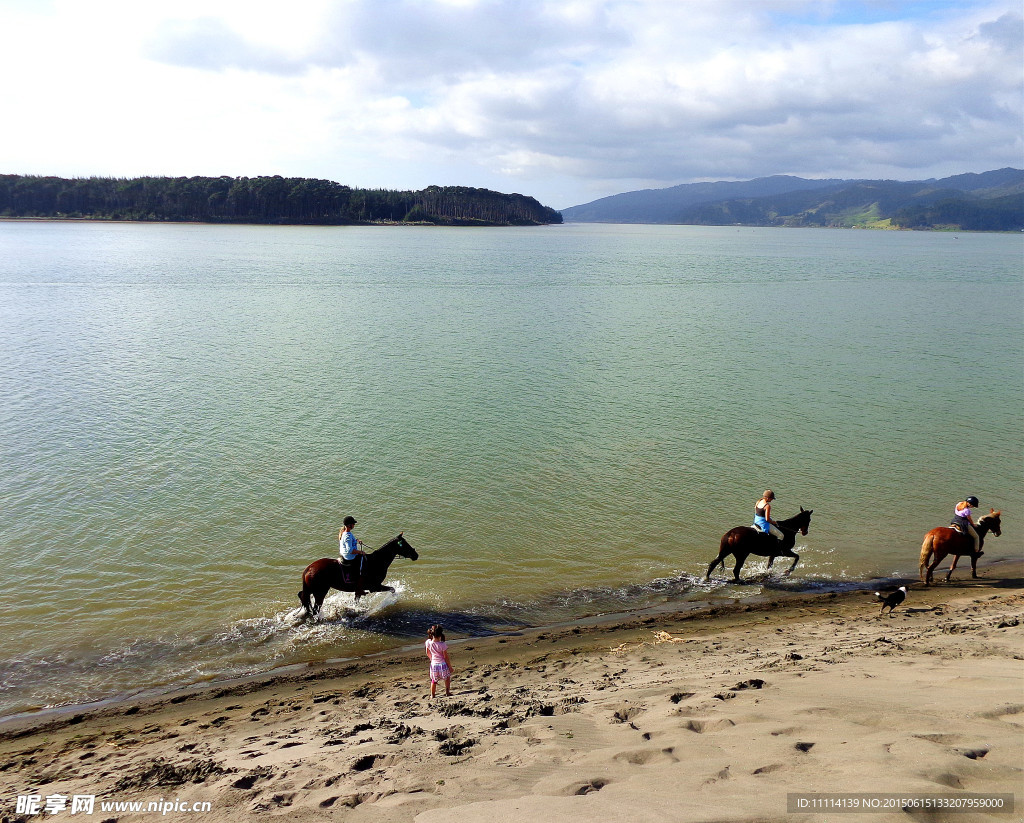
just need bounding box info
[425,639,451,682]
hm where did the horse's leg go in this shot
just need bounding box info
[312,585,329,615]
[706,553,727,580]
[944,554,960,582]
[766,556,775,570]
[298,588,311,617]
[926,551,944,586]
[970,553,980,579]
[732,553,747,583]
[785,550,799,576]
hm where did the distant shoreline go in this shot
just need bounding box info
[0,216,554,228]
[2,216,1017,232]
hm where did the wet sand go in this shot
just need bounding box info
[2,559,1021,822]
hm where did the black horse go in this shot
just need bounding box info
[706,507,813,583]
[298,533,418,617]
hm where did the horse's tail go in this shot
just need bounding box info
[919,533,936,582]
[298,564,316,616]
[706,532,734,580]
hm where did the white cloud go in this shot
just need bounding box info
[0,0,1019,208]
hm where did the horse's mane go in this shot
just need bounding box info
[370,535,401,555]
[777,509,811,531]
[978,510,1002,525]
[370,533,410,556]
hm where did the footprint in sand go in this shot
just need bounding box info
[613,747,678,766]
[730,678,766,691]
[683,718,736,734]
[610,704,646,723]
[771,726,799,736]
[352,754,388,771]
[557,778,609,796]
[979,704,1023,724]
[231,767,273,790]
[929,772,966,789]
[912,733,962,745]
[703,765,731,785]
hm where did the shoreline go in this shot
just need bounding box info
[0,216,556,228]
[2,559,1020,821]
[3,216,1019,232]
[1,556,1018,734]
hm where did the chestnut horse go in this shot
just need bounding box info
[919,509,1001,585]
[298,533,418,617]
[706,507,813,583]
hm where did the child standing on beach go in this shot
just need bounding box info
[425,625,452,698]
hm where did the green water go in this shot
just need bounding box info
[0,221,1020,717]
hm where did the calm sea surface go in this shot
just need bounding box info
[0,221,1020,718]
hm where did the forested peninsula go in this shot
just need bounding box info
[0,175,563,226]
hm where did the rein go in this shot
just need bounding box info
[365,538,401,557]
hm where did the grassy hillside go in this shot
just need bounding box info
[564,169,1024,231]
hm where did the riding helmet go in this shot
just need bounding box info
[343,515,357,527]
[966,496,979,507]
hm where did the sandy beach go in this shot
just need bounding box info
[2,560,1021,822]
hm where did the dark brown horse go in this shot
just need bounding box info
[298,533,418,617]
[919,509,1001,585]
[706,507,813,583]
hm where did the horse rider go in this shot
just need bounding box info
[951,496,981,555]
[339,515,367,596]
[753,489,784,541]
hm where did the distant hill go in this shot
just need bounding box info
[0,175,563,227]
[563,169,1024,231]
[561,175,848,223]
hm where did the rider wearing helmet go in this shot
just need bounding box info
[753,490,784,541]
[951,496,981,554]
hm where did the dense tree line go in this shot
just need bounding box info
[0,175,562,226]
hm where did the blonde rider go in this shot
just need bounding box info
[338,516,367,596]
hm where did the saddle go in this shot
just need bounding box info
[338,558,362,585]
[947,523,982,556]
[752,527,780,546]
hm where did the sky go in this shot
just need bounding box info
[1,0,1021,209]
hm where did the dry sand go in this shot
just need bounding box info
[2,560,1021,822]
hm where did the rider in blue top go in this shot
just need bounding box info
[338,516,367,595]
[753,490,784,540]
